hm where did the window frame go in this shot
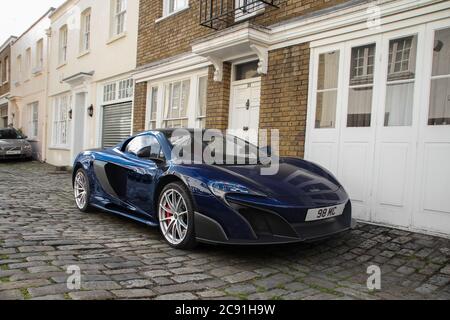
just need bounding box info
[28,102,39,140]
[4,56,9,84]
[52,94,71,149]
[111,0,127,37]
[163,0,189,17]
[35,39,44,72]
[80,8,91,54]
[59,25,68,65]
[25,48,32,80]
[145,70,208,131]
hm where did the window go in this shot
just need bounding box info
[103,79,133,103]
[147,72,207,130]
[148,87,158,130]
[52,95,70,147]
[235,61,259,81]
[80,9,91,53]
[59,25,68,65]
[25,48,31,79]
[126,135,163,159]
[164,79,190,128]
[347,43,376,127]
[28,102,39,139]
[197,76,207,128]
[16,55,22,83]
[103,83,116,102]
[35,39,44,71]
[164,0,188,16]
[0,61,2,84]
[118,79,133,99]
[385,35,418,127]
[428,27,450,126]
[4,56,9,83]
[315,51,340,128]
[111,0,127,37]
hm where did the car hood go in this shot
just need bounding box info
[201,158,342,205]
[0,139,30,147]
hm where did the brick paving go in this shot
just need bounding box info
[0,161,449,300]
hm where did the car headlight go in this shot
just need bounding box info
[208,181,265,200]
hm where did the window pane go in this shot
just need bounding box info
[318,51,339,90]
[316,91,337,129]
[150,87,158,121]
[385,82,414,126]
[198,76,207,118]
[347,86,373,127]
[350,44,376,85]
[432,28,450,77]
[388,35,417,81]
[429,78,450,126]
[235,61,259,81]
[180,80,190,117]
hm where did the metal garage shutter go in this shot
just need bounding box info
[102,102,132,148]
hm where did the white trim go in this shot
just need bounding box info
[133,53,211,83]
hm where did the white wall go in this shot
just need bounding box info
[10,11,52,161]
[46,0,139,166]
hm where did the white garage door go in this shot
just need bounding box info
[102,102,132,148]
[305,20,450,236]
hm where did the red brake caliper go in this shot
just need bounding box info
[165,203,172,221]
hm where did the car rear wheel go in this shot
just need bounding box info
[74,169,93,212]
[158,182,197,250]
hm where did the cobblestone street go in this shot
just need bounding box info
[0,161,449,300]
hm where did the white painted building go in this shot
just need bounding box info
[10,9,54,161]
[46,0,139,167]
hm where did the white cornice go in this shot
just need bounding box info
[133,53,211,83]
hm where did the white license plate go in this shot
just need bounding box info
[6,150,21,155]
[306,203,346,222]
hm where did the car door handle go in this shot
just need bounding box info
[243,126,249,132]
[246,99,250,110]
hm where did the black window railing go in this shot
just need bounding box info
[200,0,281,29]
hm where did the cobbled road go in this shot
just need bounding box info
[0,161,449,300]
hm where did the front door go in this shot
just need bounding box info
[72,92,86,163]
[229,60,261,145]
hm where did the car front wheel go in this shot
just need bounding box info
[158,182,197,250]
[74,169,93,212]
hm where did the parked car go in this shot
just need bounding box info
[72,129,355,249]
[0,128,33,160]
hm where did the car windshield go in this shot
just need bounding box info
[163,130,263,165]
[0,129,23,140]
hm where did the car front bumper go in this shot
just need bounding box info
[194,201,355,245]
[0,150,33,160]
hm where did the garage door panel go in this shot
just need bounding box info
[339,143,369,203]
[308,142,336,173]
[422,143,450,214]
[377,143,409,207]
[102,102,132,148]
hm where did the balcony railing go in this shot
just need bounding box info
[200,0,281,30]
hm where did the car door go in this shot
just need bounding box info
[123,134,165,217]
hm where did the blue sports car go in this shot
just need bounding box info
[72,129,354,249]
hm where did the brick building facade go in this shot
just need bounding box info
[133,0,349,157]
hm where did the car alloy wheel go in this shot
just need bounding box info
[159,189,189,246]
[74,170,89,210]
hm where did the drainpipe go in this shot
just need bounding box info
[42,26,52,164]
